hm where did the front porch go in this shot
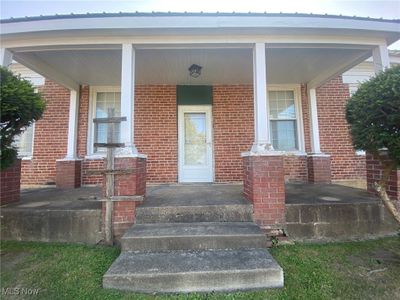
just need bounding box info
[1,183,397,244]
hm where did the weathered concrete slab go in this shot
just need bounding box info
[6,186,102,210]
[121,222,267,251]
[286,183,378,204]
[1,186,103,244]
[1,209,102,244]
[136,204,253,223]
[103,249,283,293]
[145,184,247,207]
[286,202,398,241]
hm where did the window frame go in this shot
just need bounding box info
[14,123,35,159]
[87,86,121,157]
[267,84,305,153]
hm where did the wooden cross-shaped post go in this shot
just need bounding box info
[93,108,126,245]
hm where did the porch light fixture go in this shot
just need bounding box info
[188,64,202,78]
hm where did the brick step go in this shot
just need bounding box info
[103,249,283,293]
[135,203,253,223]
[121,222,267,251]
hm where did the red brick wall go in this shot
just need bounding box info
[1,159,21,205]
[56,160,82,188]
[21,80,70,185]
[316,77,366,181]
[284,155,308,182]
[82,159,104,185]
[79,85,177,185]
[243,155,285,230]
[76,85,105,186]
[213,85,254,182]
[21,79,367,185]
[135,85,177,183]
[102,200,142,240]
[112,157,147,196]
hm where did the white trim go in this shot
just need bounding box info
[267,84,304,152]
[2,15,399,36]
[307,153,331,158]
[355,150,366,156]
[372,42,390,73]
[87,86,121,156]
[251,42,272,153]
[56,158,83,162]
[2,35,389,50]
[178,105,214,183]
[65,89,79,159]
[308,88,321,154]
[14,123,35,158]
[118,43,138,157]
[1,48,13,67]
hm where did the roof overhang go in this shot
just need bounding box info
[1,13,399,89]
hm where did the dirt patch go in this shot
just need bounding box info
[0,251,31,272]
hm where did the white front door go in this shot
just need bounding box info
[178,105,213,182]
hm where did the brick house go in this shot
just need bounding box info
[1,12,399,229]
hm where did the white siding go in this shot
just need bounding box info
[9,62,45,86]
[343,55,399,91]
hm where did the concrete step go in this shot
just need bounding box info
[135,204,253,223]
[103,249,283,293]
[121,222,267,251]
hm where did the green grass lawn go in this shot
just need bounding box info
[1,237,399,300]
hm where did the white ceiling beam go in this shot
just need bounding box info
[14,52,80,91]
[307,50,372,89]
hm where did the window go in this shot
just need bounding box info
[91,89,121,154]
[268,89,301,151]
[13,124,34,158]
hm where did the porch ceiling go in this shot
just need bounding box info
[13,46,371,87]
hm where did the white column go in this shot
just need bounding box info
[119,43,138,156]
[65,89,79,159]
[308,88,322,154]
[251,43,273,153]
[1,48,13,67]
[372,43,390,74]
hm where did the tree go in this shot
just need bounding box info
[346,65,400,223]
[0,66,46,170]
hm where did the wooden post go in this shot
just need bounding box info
[92,111,127,245]
[104,108,115,245]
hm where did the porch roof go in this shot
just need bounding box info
[1,12,399,90]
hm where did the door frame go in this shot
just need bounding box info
[178,105,214,183]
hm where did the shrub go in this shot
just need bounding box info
[346,65,400,165]
[0,66,46,170]
[346,65,400,223]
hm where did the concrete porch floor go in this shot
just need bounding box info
[3,182,380,210]
[2,183,396,244]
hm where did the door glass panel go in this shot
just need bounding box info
[184,113,207,165]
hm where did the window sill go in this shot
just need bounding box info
[85,153,106,160]
[281,151,307,156]
[20,156,33,160]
